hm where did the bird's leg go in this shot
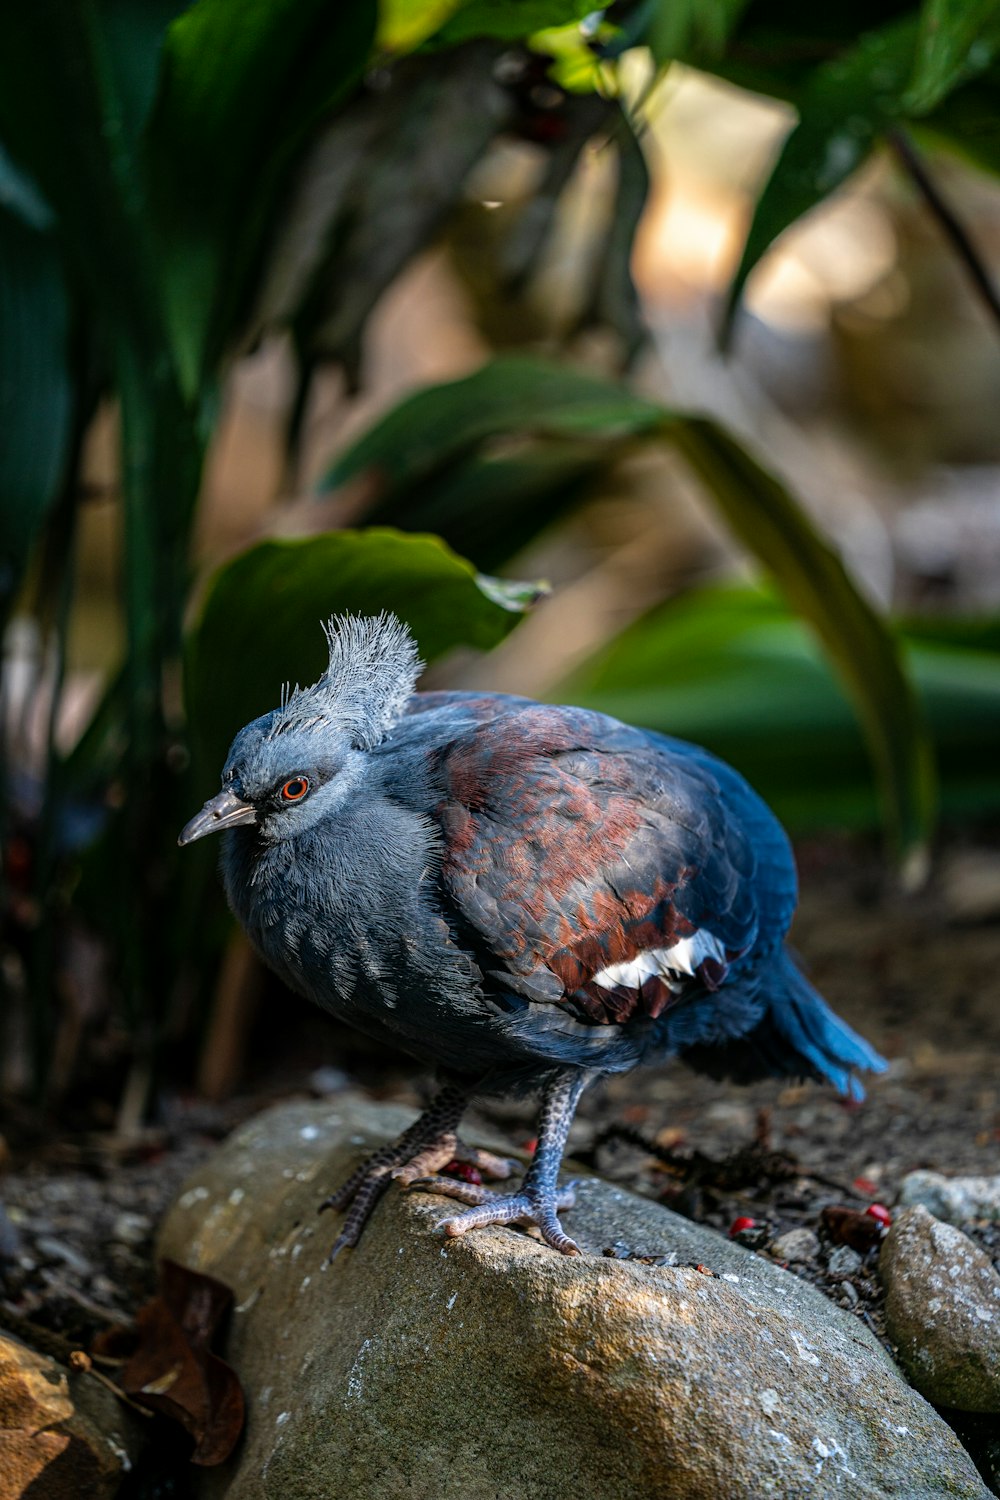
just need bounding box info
[410,1069,590,1255]
[319,1083,515,1260]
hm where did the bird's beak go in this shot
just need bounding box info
[178,788,257,847]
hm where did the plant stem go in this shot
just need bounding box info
[888,126,1000,337]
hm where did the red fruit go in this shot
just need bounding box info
[729,1216,757,1238]
[442,1161,482,1185]
[865,1203,892,1229]
[853,1177,879,1197]
[523,1138,538,1156]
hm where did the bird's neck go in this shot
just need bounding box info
[219,769,439,987]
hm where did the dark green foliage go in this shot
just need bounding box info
[562,586,1000,831]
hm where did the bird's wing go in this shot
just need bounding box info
[431,702,797,1027]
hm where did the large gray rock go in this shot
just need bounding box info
[880,1205,1000,1413]
[160,1098,990,1500]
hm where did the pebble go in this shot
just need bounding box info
[111,1212,152,1247]
[898,1171,1000,1226]
[839,1282,860,1308]
[771,1227,820,1263]
[34,1236,93,1277]
[827,1245,863,1276]
[880,1205,1000,1413]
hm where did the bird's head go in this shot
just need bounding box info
[178,612,422,847]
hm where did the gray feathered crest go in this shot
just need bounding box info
[269,612,422,749]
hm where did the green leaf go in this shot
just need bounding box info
[647,0,750,67]
[0,208,73,614]
[378,0,465,52]
[145,0,377,397]
[906,0,1000,114]
[0,4,180,349]
[668,418,935,869]
[357,440,614,571]
[321,356,663,499]
[434,1,596,45]
[918,65,1000,177]
[184,527,538,776]
[0,146,54,232]
[723,16,920,337]
[562,586,1000,834]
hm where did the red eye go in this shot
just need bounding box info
[281,777,310,802]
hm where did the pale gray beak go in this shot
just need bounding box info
[178,788,257,846]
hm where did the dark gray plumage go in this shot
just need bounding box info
[180,612,885,1256]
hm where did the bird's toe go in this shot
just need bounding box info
[426,1183,582,1255]
[405,1174,498,1207]
[392,1138,517,1187]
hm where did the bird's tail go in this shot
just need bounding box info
[753,948,887,1100]
[674,948,887,1100]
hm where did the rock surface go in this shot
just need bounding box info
[0,1331,139,1498]
[899,1170,1000,1225]
[880,1205,1000,1413]
[160,1097,990,1500]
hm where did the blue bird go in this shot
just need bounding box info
[179,613,885,1257]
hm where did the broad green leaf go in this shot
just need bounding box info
[648,0,750,67]
[0,147,54,232]
[435,1,596,45]
[906,0,1000,114]
[146,0,377,397]
[920,66,1000,176]
[723,16,920,338]
[562,587,999,833]
[321,357,663,499]
[0,209,73,615]
[378,0,464,52]
[358,440,615,571]
[668,417,935,868]
[184,527,538,776]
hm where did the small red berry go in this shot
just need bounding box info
[729,1216,757,1238]
[522,1138,538,1156]
[442,1161,482,1185]
[853,1177,879,1197]
[865,1203,892,1229]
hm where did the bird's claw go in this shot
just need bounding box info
[317,1118,514,1258]
[409,1175,581,1255]
[391,1141,516,1187]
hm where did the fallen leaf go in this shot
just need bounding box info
[820,1206,883,1254]
[94,1258,244,1465]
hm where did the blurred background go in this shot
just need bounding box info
[1,0,999,1125]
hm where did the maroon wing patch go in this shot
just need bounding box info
[433,705,759,1026]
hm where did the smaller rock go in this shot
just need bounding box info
[880,1205,1000,1413]
[898,1170,1000,1226]
[111,1212,151,1247]
[827,1244,863,1277]
[771,1227,820,1263]
[839,1282,860,1309]
[0,1332,142,1498]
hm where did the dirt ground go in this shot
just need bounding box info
[1,832,999,1485]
